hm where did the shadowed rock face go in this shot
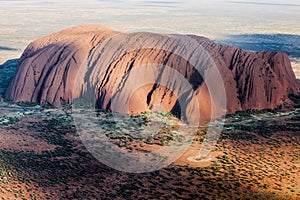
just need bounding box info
[5,25,300,121]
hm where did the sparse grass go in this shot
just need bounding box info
[0,106,299,199]
[241,190,293,200]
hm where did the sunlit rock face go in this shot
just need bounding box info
[5,25,300,122]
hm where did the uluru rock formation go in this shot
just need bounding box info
[5,25,300,122]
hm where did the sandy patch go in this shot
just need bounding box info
[173,143,223,168]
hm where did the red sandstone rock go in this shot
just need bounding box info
[5,25,300,121]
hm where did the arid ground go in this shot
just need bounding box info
[0,103,299,200]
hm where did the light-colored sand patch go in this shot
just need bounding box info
[173,144,223,168]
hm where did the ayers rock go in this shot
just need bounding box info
[5,25,300,122]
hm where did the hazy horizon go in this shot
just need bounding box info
[0,0,299,65]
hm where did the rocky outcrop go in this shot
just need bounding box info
[5,25,300,121]
[5,25,119,106]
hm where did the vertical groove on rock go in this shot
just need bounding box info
[5,25,299,120]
